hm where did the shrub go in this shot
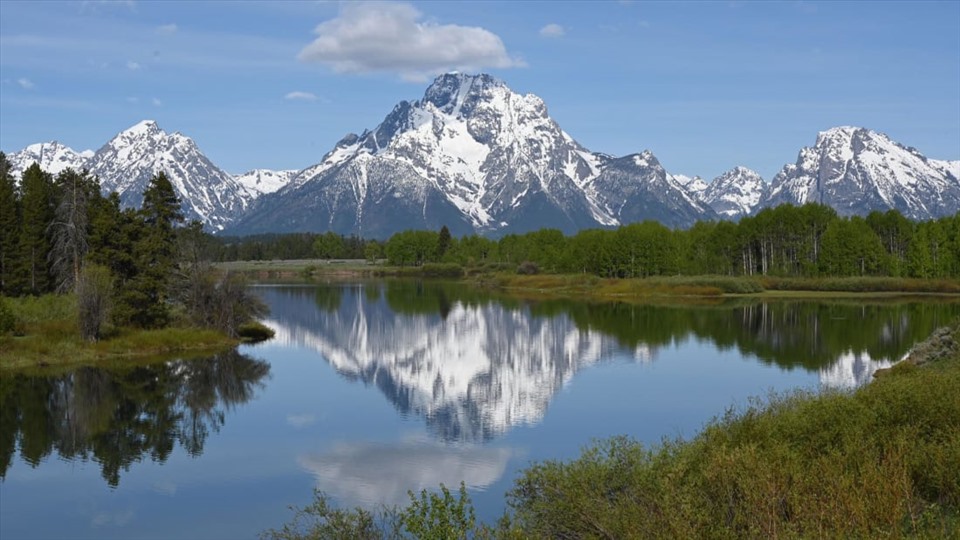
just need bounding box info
[421,263,465,278]
[238,321,275,343]
[0,297,15,335]
[516,261,539,275]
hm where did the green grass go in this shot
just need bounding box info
[0,294,238,370]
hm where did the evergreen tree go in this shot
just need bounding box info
[0,152,20,294]
[17,164,56,294]
[437,225,452,259]
[126,172,184,328]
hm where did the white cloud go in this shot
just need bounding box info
[284,91,318,101]
[299,441,513,507]
[151,97,161,106]
[17,78,35,89]
[539,23,565,38]
[126,96,139,103]
[298,2,523,81]
[126,60,140,70]
[156,23,178,35]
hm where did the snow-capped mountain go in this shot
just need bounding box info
[233,168,297,198]
[228,73,714,237]
[85,120,253,230]
[6,141,93,181]
[587,152,717,228]
[701,166,768,218]
[671,173,708,196]
[761,127,960,220]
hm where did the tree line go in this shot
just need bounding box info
[379,204,960,279]
[0,154,264,341]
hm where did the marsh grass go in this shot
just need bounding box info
[0,294,237,369]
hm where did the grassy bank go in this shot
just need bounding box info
[217,259,960,298]
[265,322,960,539]
[480,273,960,300]
[0,294,238,370]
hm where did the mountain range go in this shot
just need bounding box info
[5,73,959,236]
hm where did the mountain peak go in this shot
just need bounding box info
[115,120,163,142]
[764,126,959,219]
[421,72,504,116]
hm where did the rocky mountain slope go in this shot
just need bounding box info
[84,120,253,230]
[760,126,960,220]
[702,166,769,218]
[7,141,93,180]
[228,73,714,237]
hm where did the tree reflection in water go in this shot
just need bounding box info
[0,349,270,487]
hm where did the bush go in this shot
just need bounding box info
[421,263,464,278]
[516,261,539,275]
[0,297,15,335]
[238,321,275,343]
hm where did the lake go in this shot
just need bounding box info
[2,281,958,539]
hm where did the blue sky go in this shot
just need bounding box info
[1,0,958,182]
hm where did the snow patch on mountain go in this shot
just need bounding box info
[702,166,768,218]
[85,120,253,230]
[763,127,960,220]
[233,168,297,198]
[6,141,93,180]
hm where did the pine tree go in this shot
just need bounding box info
[437,225,452,259]
[125,172,185,328]
[0,152,20,294]
[17,164,56,294]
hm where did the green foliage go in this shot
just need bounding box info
[420,262,464,278]
[237,321,275,343]
[260,491,384,540]
[385,230,439,267]
[0,296,16,335]
[400,483,477,540]
[313,231,346,260]
[17,164,56,294]
[0,152,19,295]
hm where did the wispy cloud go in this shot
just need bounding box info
[286,413,316,427]
[156,23,178,35]
[539,23,565,38]
[298,2,524,81]
[80,0,136,13]
[17,77,35,89]
[126,60,141,70]
[151,97,161,106]
[126,96,139,103]
[284,91,318,101]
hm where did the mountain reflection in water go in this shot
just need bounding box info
[258,282,960,443]
[0,350,270,486]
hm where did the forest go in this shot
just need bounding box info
[0,154,264,346]
[211,203,960,281]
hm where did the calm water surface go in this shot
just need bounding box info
[2,281,958,539]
